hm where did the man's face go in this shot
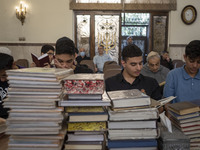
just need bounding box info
[184,55,200,76]
[98,46,104,55]
[127,38,133,45]
[0,69,7,82]
[162,53,169,60]
[79,48,85,53]
[55,54,75,69]
[148,57,160,73]
[121,56,143,78]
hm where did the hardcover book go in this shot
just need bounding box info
[31,53,50,67]
[68,113,108,122]
[63,74,104,94]
[66,106,105,113]
[65,141,102,150]
[67,134,104,142]
[107,89,151,108]
[67,122,106,132]
[167,101,200,115]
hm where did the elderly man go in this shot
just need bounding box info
[76,47,90,64]
[141,51,170,84]
[93,45,112,73]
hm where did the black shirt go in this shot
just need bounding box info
[160,56,174,70]
[74,64,93,74]
[0,81,9,119]
[76,56,90,64]
[105,72,162,100]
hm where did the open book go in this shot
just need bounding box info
[31,53,50,67]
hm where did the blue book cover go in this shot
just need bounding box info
[107,139,157,148]
[168,110,199,120]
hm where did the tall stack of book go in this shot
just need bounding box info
[3,67,73,150]
[167,101,200,150]
[107,89,159,150]
[59,74,111,150]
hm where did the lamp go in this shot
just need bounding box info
[16,1,27,25]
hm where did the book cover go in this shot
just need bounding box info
[167,101,200,115]
[68,113,108,122]
[31,53,50,67]
[168,110,199,120]
[66,106,105,113]
[67,134,104,142]
[63,74,104,94]
[107,139,157,148]
[67,94,102,100]
[67,122,106,132]
[107,89,150,108]
[65,141,102,150]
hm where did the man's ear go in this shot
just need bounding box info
[183,54,187,62]
[121,60,126,68]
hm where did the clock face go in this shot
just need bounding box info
[181,5,197,25]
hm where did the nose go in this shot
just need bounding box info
[62,62,70,69]
[136,64,142,70]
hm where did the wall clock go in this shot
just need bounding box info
[181,5,197,25]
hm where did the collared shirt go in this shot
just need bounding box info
[93,53,112,72]
[105,72,162,100]
[163,65,200,103]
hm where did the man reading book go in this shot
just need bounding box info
[164,40,200,103]
[54,36,93,73]
[105,44,162,100]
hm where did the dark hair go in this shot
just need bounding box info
[55,37,75,55]
[74,47,79,54]
[161,50,169,55]
[41,44,55,54]
[122,44,143,61]
[185,40,200,59]
[0,53,14,70]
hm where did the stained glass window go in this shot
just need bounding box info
[76,15,90,56]
[95,15,119,63]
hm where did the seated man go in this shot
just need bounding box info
[0,53,16,119]
[126,36,133,45]
[105,44,162,100]
[31,44,55,68]
[93,45,112,73]
[164,40,200,103]
[54,36,93,74]
[141,51,170,84]
[160,50,174,70]
[76,47,90,64]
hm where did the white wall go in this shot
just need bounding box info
[169,0,200,45]
[0,0,73,43]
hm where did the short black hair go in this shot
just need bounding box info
[41,45,55,54]
[185,40,200,59]
[161,50,169,55]
[0,53,14,70]
[122,44,143,61]
[55,37,75,55]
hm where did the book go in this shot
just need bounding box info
[65,141,102,150]
[108,120,157,129]
[68,113,108,122]
[108,139,157,149]
[108,129,158,140]
[63,74,104,94]
[31,53,50,67]
[67,122,106,132]
[66,106,105,113]
[107,89,151,108]
[168,110,199,120]
[67,94,102,100]
[167,101,200,115]
[108,107,159,121]
[67,134,104,142]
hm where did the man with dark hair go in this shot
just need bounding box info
[105,44,162,100]
[164,40,200,103]
[0,53,14,119]
[160,50,174,70]
[54,36,93,73]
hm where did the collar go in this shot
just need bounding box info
[182,65,200,80]
[117,70,142,84]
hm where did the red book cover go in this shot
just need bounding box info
[31,53,50,67]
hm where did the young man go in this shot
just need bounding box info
[164,40,200,103]
[54,36,93,73]
[160,50,174,70]
[93,45,112,73]
[105,44,162,100]
[0,53,14,119]
[76,47,90,64]
[141,51,169,84]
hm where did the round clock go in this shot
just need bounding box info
[181,5,197,25]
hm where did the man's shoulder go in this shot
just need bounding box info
[74,64,93,74]
[140,74,158,84]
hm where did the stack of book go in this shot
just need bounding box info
[3,67,73,150]
[60,74,111,150]
[167,101,200,149]
[107,89,159,150]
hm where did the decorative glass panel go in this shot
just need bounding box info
[153,16,167,54]
[76,0,121,3]
[122,13,150,25]
[121,39,145,54]
[122,26,147,36]
[77,15,90,57]
[95,15,119,63]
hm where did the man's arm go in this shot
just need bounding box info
[163,72,175,98]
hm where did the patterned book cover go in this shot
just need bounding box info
[67,122,106,132]
[66,106,105,113]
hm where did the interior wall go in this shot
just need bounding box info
[0,0,73,43]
